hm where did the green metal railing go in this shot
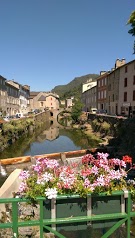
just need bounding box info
[0,191,135,238]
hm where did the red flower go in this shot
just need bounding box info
[122,155,132,165]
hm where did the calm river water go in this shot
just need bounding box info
[0,122,100,159]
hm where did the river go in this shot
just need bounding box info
[0,121,100,187]
[0,121,100,159]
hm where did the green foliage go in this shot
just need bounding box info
[127,10,135,36]
[2,123,14,137]
[52,74,99,99]
[91,119,101,131]
[100,121,111,134]
[127,10,135,53]
[71,100,83,122]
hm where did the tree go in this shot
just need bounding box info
[127,10,135,53]
[127,11,135,36]
[71,100,83,123]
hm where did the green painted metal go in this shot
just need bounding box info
[0,191,134,238]
[127,192,132,238]
[12,201,19,237]
[101,218,127,238]
[44,225,66,238]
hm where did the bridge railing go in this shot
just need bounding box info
[0,191,135,238]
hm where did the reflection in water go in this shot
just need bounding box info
[0,120,100,159]
[24,130,81,156]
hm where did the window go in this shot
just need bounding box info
[40,102,43,106]
[112,94,114,102]
[133,90,135,101]
[125,66,127,73]
[124,78,127,87]
[124,92,127,102]
[133,76,135,85]
[104,90,106,98]
[101,91,103,98]
[101,79,103,86]
[108,84,111,91]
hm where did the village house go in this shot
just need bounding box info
[96,71,109,112]
[5,80,19,116]
[0,76,7,116]
[29,91,59,112]
[118,59,135,117]
[82,79,97,112]
[82,85,97,112]
[106,59,126,115]
[6,80,30,116]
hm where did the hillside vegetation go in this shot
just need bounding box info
[52,73,99,99]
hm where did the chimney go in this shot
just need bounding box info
[100,71,106,76]
[115,58,126,69]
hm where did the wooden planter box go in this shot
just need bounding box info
[43,191,129,236]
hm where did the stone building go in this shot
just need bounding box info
[118,59,135,116]
[106,59,126,115]
[5,81,19,116]
[29,92,59,112]
[96,71,109,112]
[0,77,30,116]
[0,76,7,115]
[82,85,97,112]
[5,80,30,116]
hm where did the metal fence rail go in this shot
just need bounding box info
[0,191,135,238]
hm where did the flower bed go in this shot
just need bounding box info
[17,152,135,200]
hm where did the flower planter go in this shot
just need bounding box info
[18,153,135,237]
[43,191,128,236]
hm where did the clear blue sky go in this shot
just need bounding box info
[0,0,135,91]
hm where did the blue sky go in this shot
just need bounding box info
[0,0,135,91]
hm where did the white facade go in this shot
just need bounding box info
[65,98,73,108]
[82,79,97,93]
[82,85,97,112]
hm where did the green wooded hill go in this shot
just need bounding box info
[51,74,99,99]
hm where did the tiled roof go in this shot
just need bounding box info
[38,95,46,101]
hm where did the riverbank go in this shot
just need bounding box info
[72,121,111,146]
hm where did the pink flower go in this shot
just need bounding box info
[19,170,30,180]
[91,165,99,175]
[84,178,90,187]
[19,182,27,192]
[17,153,133,199]
[97,152,109,160]
[96,175,105,186]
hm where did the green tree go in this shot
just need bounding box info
[71,100,83,123]
[127,10,135,36]
[127,10,135,53]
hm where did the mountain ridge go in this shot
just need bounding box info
[51,73,99,99]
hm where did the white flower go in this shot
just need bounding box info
[45,187,57,199]
[37,172,53,184]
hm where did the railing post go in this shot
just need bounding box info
[39,198,44,238]
[125,191,131,238]
[12,200,18,237]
